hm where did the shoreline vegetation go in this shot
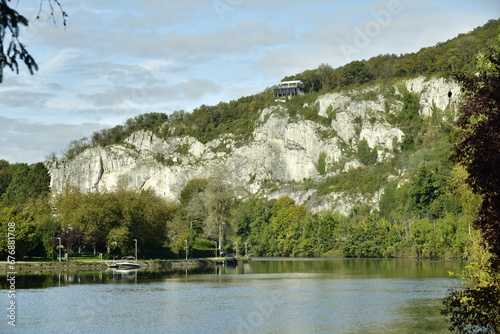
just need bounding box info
[0,259,216,272]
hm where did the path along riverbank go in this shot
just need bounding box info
[0,259,216,272]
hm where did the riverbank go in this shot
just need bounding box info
[0,259,217,272]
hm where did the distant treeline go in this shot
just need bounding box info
[59,93,273,161]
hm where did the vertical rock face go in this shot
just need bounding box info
[405,76,462,118]
[47,76,461,212]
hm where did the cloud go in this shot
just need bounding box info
[78,76,221,109]
[0,116,103,164]
[0,89,54,109]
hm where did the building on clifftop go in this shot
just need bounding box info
[273,80,305,98]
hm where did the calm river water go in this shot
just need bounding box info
[1,258,463,334]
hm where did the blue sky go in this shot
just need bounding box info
[1,0,499,163]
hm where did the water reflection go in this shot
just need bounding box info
[0,267,204,289]
[0,258,464,290]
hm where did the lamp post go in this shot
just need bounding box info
[185,240,188,260]
[57,237,61,262]
[133,239,137,262]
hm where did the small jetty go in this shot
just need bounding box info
[212,256,251,266]
[106,256,141,269]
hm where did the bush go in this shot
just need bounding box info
[316,152,327,175]
[357,139,378,165]
[193,238,216,250]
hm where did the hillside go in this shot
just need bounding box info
[46,19,500,214]
[2,19,498,260]
[47,76,461,215]
[40,72,477,259]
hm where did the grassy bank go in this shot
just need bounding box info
[0,259,214,272]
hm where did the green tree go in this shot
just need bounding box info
[0,159,15,196]
[392,85,423,151]
[203,176,235,252]
[357,139,377,165]
[316,152,327,175]
[2,162,50,207]
[410,165,443,213]
[241,198,275,256]
[118,189,173,257]
[266,197,312,256]
[311,210,339,255]
[107,226,130,255]
[342,60,372,86]
[452,35,500,263]
[55,189,174,257]
[443,33,500,333]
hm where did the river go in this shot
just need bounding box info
[0,258,463,334]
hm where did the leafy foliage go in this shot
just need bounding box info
[357,139,377,165]
[342,60,373,86]
[443,280,500,333]
[442,233,500,334]
[52,189,175,257]
[2,162,50,207]
[316,152,327,175]
[442,32,500,333]
[388,85,423,151]
[452,34,500,265]
[0,159,19,196]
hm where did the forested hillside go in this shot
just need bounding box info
[0,19,498,261]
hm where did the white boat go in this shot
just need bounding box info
[106,256,140,269]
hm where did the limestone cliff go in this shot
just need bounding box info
[47,76,462,213]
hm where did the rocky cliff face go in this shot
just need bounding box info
[47,76,462,213]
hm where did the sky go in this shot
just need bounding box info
[0,0,499,164]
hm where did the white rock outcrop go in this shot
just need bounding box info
[47,76,461,213]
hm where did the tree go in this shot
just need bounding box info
[442,34,500,333]
[2,162,50,207]
[357,139,377,166]
[55,189,173,257]
[203,176,235,253]
[0,0,67,82]
[0,159,15,196]
[452,35,500,265]
[342,60,372,86]
[410,165,442,213]
[107,226,130,255]
[57,227,85,254]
